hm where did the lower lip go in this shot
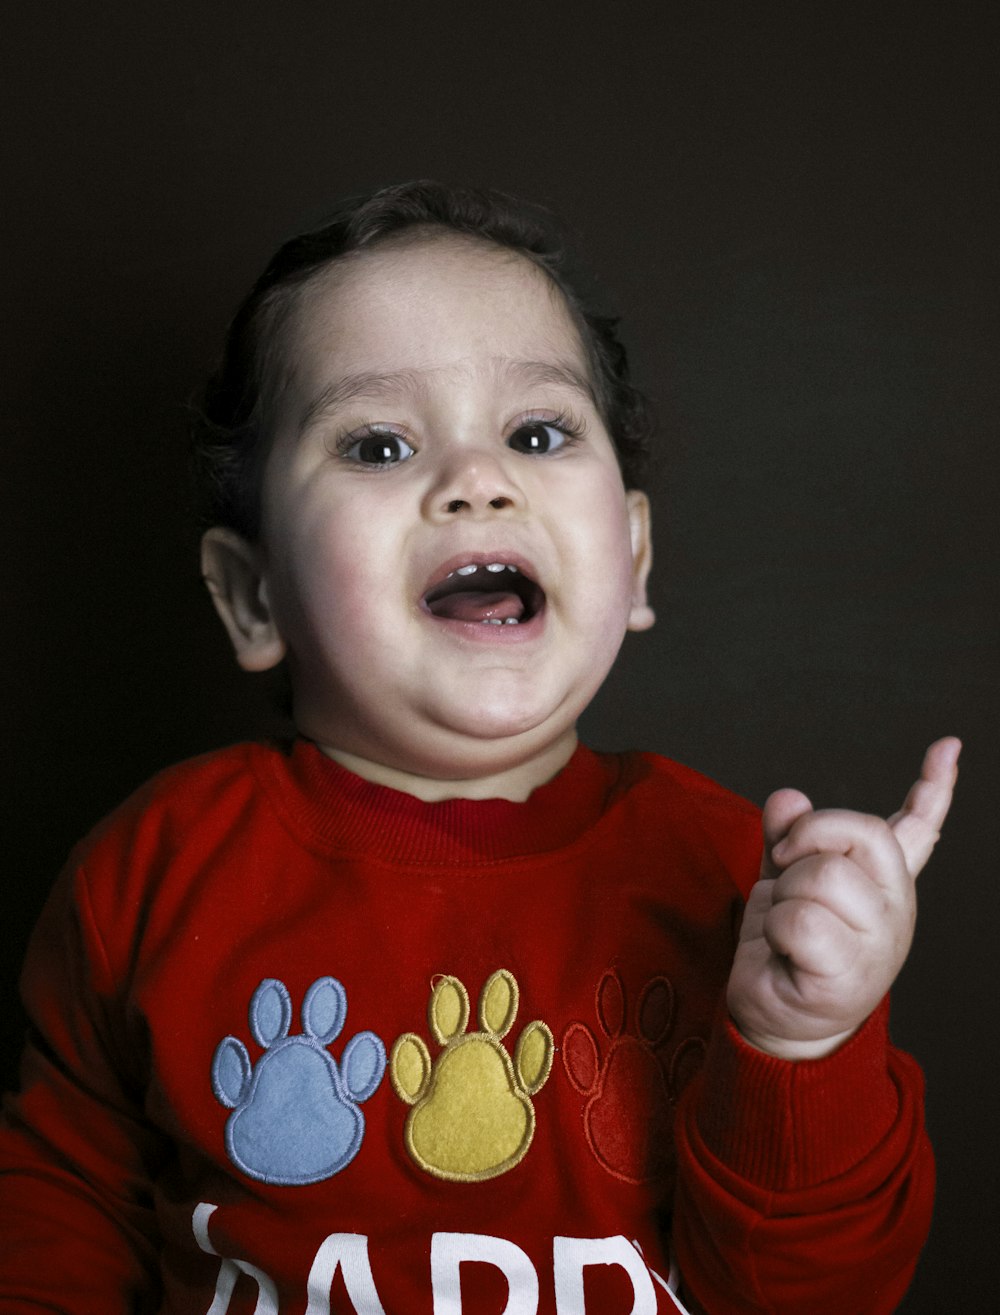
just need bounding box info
[418,603,546,644]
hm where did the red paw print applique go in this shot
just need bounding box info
[561,969,706,1186]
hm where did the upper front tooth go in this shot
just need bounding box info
[451,561,520,576]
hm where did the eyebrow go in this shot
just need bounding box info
[298,369,423,433]
[297,357,598,434]
[501,358,598,407]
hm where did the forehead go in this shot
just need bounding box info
[280,234,591,397]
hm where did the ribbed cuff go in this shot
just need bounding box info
[695,998,898,1191]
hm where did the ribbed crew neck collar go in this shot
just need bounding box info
[254,738,624,864]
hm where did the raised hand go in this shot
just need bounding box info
[728,738,961,1061]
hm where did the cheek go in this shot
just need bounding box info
[273,495,412,657]
[266,503,356,630]
[571,480,637,604]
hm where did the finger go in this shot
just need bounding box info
[771,853,895,935]
[888,736,961,877]
[736,878,775,943]
[760,788,813,880]
[888,737,961,832]
[771,810,908,894]
[763,895,861,979]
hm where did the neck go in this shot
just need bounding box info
[316,730,579,802]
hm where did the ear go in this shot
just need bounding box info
[200,528,287,672]
[625,490,655,632]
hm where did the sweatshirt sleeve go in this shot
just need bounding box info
[672,998,934,1314]
[0,862,164,1311]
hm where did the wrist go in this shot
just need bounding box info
[685,1001,898,1190]
[734,1022,859,1061]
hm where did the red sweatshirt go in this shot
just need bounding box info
[0,739,932,1313]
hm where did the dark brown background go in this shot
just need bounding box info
[1,4,996,1309]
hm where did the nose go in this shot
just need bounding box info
[423,447,524,522]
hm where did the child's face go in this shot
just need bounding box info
[206,235,653,790]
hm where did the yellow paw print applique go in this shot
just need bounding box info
[390,971,554,1182]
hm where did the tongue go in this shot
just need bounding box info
[430,589,525,623]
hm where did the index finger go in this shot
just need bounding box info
[888,736,961,877]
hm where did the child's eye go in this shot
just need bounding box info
[341,430,416,466]
[507,420,575,455]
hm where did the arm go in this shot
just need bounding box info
[674,738,959,1314]
[0,863,164,1311]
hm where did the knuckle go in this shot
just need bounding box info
[790,853,854,897]
[778,898,830,944]
[815,853,855,883]
[846,811,890,844]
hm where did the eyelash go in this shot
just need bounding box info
[330,423,413,466]
[331,409,586,469]
[515,410,586,448]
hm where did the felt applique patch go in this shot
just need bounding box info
[390,970,553,1182]
[561,968,706,1186]
[211,976,386,1186]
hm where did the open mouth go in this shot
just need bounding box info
[421,561,546,627]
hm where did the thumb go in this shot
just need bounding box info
[759,788,813,880]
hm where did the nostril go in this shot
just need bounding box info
[442,495,512,515]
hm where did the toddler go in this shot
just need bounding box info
[0,181,959,1314]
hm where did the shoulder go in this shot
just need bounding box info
[69,740,292,869]
[608,748,759,820]
[598,749,763,898]
[27,743,296,989]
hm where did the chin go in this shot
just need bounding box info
[435,690,580,746]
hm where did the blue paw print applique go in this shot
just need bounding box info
[211,977,386,1186]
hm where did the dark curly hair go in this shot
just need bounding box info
[192,180,653,538]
